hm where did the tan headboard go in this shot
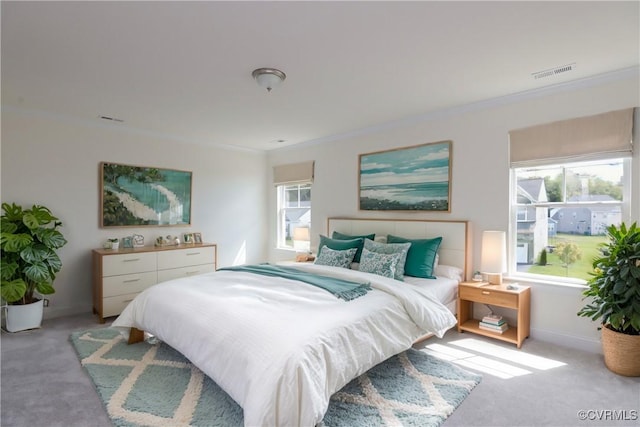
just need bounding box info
[327,217,469,280]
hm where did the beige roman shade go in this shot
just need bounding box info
[273,161,314,186]
[509,108,634,166]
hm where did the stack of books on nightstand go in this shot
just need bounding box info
[479,314,509,334]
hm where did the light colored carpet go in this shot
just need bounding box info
[70,327,481,427]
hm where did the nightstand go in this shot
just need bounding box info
[457,281,531,348]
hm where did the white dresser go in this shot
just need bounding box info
[92,243,217,323]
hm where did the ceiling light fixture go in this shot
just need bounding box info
[252,68,286,92]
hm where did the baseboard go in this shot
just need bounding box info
[43,305,90,320]
[531,327,602,354]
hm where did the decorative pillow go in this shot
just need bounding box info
[317,235,363,262]
[314,246,357,269]
[363,238,410,281]
[358,248,400,279]
[387,235,442,279]
[331,231,375,263]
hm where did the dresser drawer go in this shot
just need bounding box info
[102,252,157,276]
[102,293,140,317]
[157,246,216,270]
[459,286,518,308]
[157,263,216,283]
[102,271,157,297]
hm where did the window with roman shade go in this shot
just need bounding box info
[508,108,635,283]
[274,161,314,251]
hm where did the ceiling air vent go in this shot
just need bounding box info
[532,63,576,80]
[99,115,124,123]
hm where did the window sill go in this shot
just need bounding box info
[505,274,588,290]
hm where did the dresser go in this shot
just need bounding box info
[92,243,217,323]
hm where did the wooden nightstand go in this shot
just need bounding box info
[457,281,531,348]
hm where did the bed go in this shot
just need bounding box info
[112,218,469,427]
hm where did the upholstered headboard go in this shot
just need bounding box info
[327,217,469,280]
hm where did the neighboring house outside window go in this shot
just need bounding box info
[512,158,627,282]
[277,183,311,252]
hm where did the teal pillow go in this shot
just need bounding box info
[318,235,363,262]
[359,248,400,279]
[387,235,442,279]
[363,239,410,281]
[331,231,374,263]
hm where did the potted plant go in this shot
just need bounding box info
[1,203,68,332]
[577,222,640,376]
[107,238,119,250]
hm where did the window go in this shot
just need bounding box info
[273,160,314,252]
[508,108,634,283]
[277,183,311,251]
[512,158,628,282]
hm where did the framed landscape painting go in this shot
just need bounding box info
[100,162,192,227]
[359,140,452,212]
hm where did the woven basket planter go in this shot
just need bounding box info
[602,325,640,377]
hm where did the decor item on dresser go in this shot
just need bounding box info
[100,162,192,227]
[92,243,217,322]
[155,235,180,247]
[122,236,133,249]
[577,222,640,376]
[193,232,202,244]
[358,140,452,212]
[183,233,194,244]
[104,238,120,250]
[132,234,144,247]
[0,203,68,332]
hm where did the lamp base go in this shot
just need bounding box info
[485,273,503,285]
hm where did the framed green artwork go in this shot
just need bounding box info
[359,140,452,212]
[100,162,192,227]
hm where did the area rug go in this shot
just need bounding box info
[70,328,481,427]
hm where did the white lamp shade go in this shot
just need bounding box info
[293,227,310,242]
[480,231,506,274]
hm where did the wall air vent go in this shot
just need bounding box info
[532,63,576,80]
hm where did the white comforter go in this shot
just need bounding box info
[112,263,457,427]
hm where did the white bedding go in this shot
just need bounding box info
[112,263,457,427]
[404,275,459,312]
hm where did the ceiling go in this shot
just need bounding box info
[2,1,639,151]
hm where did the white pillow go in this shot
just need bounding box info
[435,264,463,281]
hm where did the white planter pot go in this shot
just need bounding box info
[4,299,45,332]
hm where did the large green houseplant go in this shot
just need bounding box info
[1,203,67,331]
[577,222,640,376]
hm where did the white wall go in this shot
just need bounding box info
[266,70,640,352]
[1,108,269,319]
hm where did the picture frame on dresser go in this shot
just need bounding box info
[100,162,192,227]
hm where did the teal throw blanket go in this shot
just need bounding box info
[218,264,371,301]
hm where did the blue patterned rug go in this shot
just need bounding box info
[70,328,481,427]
